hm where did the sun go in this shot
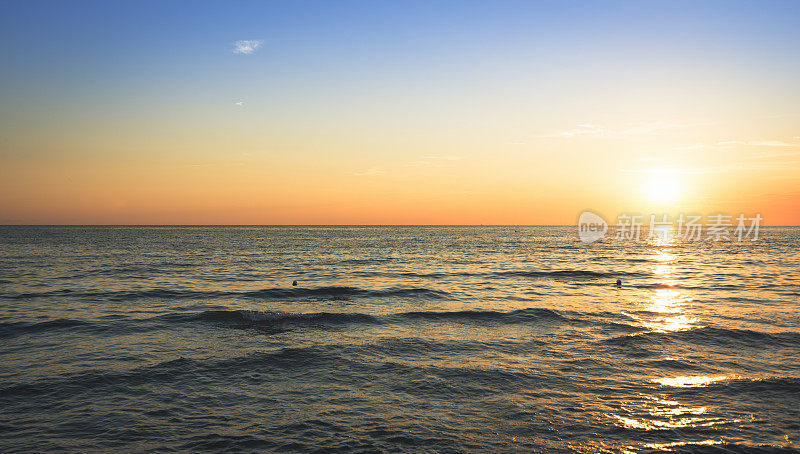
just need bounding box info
[644,174,681,204]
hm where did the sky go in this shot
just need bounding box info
[1,0,799,225]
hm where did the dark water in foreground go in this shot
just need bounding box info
[1,226,798,453]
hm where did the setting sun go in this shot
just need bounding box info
[644,174,682,205]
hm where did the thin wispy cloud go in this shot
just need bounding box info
[619,167,721,175]
[748,150,800,160]
[673,139,797,152]
[233,40,262,54]
[407,155,461,167]
[234,101,244,106]
[354,167,386,177]
[750,140,792,147]
[540,121,699,140]
[423,155,460,160]
[672,143,714,152]
[622,150,800,176]
[717,140,792,148]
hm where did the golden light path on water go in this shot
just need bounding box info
[613,227,739,449]
[621,229,698,333]
[653,375,730,388]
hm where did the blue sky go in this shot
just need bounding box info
[3,0,798,101]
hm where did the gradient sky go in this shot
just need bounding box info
[1,0,799,224]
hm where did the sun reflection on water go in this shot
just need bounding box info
[611,240,740,449]
[647,224,678,247]
[610,394,737,436]
[613,414,726,430]
[653,375,730,388]
[651,250,676,263]
[624,247,699,333]
[629,439,723,453]
[623,287,697,333]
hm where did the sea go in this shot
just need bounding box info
[0,226,798,453]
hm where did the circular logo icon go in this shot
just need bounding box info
[578,211,608,243]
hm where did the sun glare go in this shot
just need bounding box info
[644,174,681,204]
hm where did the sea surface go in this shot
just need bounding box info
[0,226,798,453]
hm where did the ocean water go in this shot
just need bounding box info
[0,226,798,453]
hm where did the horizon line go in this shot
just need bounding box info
[2,224,798,227]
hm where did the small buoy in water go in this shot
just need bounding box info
[292,280,298,287]
[615,278,622,287]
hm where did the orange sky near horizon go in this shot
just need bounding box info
[3,121,798,225]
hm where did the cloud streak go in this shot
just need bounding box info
[539,121,700,140]
[619,167,722,175]
[406,155,462,167]
[354,167,386,177]
[673,140,797,152]
[717,140,792,148]
[233,40,262,54]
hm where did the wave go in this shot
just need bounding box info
[0,316,173,340]
[336,257,395,265]
[195,307,583,330]
[606,326,800,348]
[704,376,800,395]
[0,286,450,302]
[0,318,90,339]
[0,344,551,402]
[166,307,571,331]
[1,306,639,338]
[0,347,354,400]
[654,375,800,398]
[393,307,567,323]
[236,286,448,300]
[0,309,386,339]
[71,264,192,278]
[638,441,800,454]
[189,309,380,327]
[495,269,649,279]
[0,269,649,303]
[7,313,793,349]
[1,289,78,299]
[353,269,648,280]
[5,340,799,404]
